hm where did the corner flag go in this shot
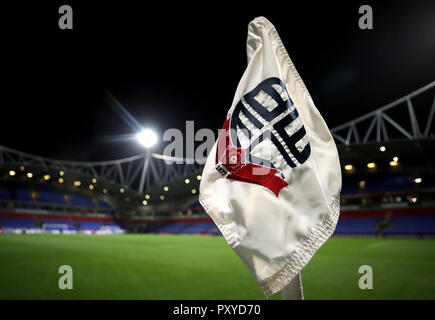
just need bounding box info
[199,16,341,297]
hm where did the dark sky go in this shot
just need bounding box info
[2,1,435,162]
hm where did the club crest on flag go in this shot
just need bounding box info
[200,17,341,297]
[215,77,311,197]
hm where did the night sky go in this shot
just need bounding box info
[2,1,435,162]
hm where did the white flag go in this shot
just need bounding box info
[199,16,341,297]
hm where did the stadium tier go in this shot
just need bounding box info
[0,180,112,212]
[335,207,435,235]
[0,212,124,234]
[3,206,434,236]
[141,207,435,236]
[1,162,434,237]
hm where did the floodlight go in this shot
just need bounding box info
[137,129,157,148]
[367,162,376,169]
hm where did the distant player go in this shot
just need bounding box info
[376,211,394,238]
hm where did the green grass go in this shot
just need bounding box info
[0,234,434,299]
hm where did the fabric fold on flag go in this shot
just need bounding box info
[199,16,342,297]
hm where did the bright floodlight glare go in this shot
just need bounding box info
[137,129,158,148]
[389,160,398,167]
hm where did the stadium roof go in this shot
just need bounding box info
[339,139,435,172]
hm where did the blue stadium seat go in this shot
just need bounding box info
[208,224,222,235]
[37,191,67,205]
[155,222,190,234]
[364,174,414,193]
[150,222,220,235]
[385,216,435,235]
[334,217,380,235]
[188,199,203,210]
[341,186,359,196]
[78,221,103,230]
[147,223,166,232]
[68,194,96,208]
[180,222,214,234]
[334,215,435,235]
[1,218,36,228]
[0,188,11,201]
[98,200,111,210]
[14,189,34,202]
[341,174,364,195]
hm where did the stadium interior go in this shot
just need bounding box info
[2,1,435,303]
[1,82,434,238]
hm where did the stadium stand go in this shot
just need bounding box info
[0,140,434,238]
[37,190,67,206]
[0,187,10,201]
[68,193,96,208]
[335,207,435,236]
[146,219,219,235]
[0,212,124,234]
[14,188,34,202]
[139,170,435,237]
[0,179,112,212]
[138,205,435,237]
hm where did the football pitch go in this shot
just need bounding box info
[1,234,434,300]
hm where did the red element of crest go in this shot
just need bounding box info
[215,118,288,197]
[219,145,246,172]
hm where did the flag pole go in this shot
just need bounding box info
[281,273,304,300]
